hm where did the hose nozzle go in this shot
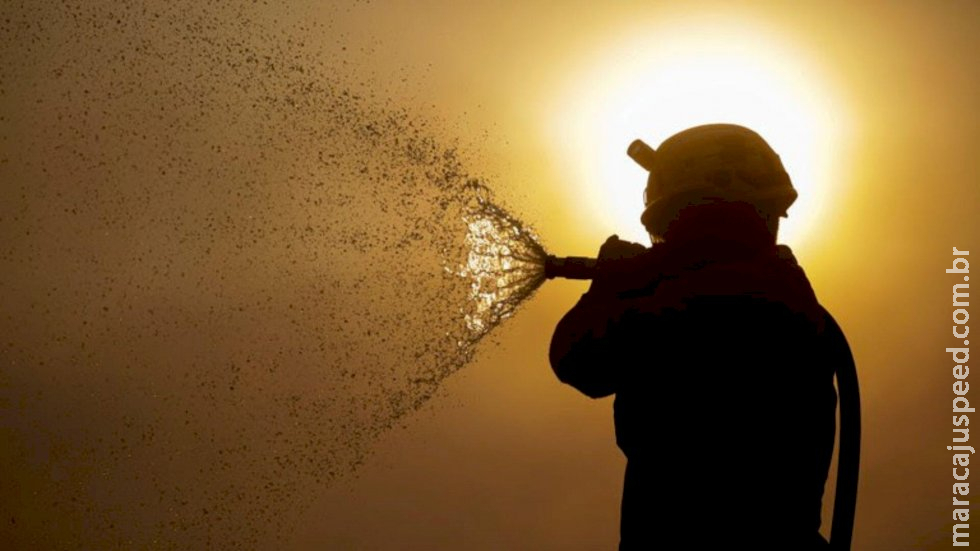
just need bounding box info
[544,255,598,280]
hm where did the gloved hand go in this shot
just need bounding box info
[587,235,650,297]
[597,234,648,261]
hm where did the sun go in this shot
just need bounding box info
[546,18,852,248]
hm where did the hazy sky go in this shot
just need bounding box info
[2,1,979,550]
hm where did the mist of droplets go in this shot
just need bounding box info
[0,2,549,549]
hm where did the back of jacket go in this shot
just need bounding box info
[550,234,840,549]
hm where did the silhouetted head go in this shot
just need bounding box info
[627,124,796,244]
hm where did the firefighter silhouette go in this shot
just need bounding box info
[549,125,860,550]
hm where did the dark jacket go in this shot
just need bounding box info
[550,225,844,550]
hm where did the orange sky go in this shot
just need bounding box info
[2,1,979,550]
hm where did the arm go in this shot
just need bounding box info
[549,291,627,398]
[548,236,649,399]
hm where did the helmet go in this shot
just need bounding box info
[628,124,797,239]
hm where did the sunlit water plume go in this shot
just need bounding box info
[453,181,548,341]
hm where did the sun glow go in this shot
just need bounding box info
[547,19,852,248]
